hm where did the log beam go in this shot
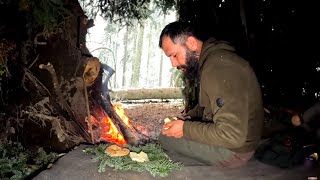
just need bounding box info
[110,88,184,100]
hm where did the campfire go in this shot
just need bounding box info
[97,105,133,145]
[89,101,144,146]
[99,107,127,145]
[79,55,145,146]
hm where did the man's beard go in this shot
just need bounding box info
[177,49,199,80]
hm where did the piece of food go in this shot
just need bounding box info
[172,117,178,120]
[291,114,301,126]
[163,117,177,130]
[129,151,149,162]
[164,117,172,124]
[163,118,171,130]
[164,117,177,124]
[105,144,130,157]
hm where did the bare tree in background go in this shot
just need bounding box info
[131,23,145,87]
[121,26,130,87]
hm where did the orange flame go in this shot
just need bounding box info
[99,104,132,145]
[114,105,133,129]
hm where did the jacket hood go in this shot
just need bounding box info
[199,38,236,70]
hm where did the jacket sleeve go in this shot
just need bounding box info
[302,102,320,131]
[183,53,249,149]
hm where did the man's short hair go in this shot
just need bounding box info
[159,21,196,48]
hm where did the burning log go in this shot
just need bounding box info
[100,98,138,145]
[84,58,148,146]
[90,95,148,146]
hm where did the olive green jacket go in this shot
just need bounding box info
[183,38,264,153]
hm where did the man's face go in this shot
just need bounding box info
[161,36,199,79]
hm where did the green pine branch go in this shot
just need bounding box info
[84,143,183,177]
[0,141,59,180]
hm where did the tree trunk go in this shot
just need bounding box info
[113,42,119,88]
[146,24,153,87]
[26,1,101,150]
[122,26,129,87]
[131,23,144,87]
[0,0,142,152]
[158,15,166,87]
[159,51,164,87]
[130,25,138,87]
[240,0,250,50]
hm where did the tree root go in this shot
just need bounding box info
[37,62,92,143]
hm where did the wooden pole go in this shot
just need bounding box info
[83,77,94,144]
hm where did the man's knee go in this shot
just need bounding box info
[158,134,176,151]
[158,134,167,147]
[158,134,188,154]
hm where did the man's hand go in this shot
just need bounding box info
[162,120,184,138]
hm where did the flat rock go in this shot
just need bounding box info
[33,145,320,180]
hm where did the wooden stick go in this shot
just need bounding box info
[28,54,39,69]
[83,77,94,143]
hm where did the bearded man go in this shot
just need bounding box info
[158,21,264,168]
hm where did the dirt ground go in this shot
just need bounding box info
[118,100,277,141]
[116,100,185,142]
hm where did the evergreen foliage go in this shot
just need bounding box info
[18,0,71,36]
[0,0,70,39]
[80,0,177,26]
[26,0,70,35]
[84,143,183,177]
[0,141,59,180]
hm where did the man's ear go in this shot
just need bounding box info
[185,36,198,52]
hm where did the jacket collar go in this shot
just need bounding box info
[198,38,235,70]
